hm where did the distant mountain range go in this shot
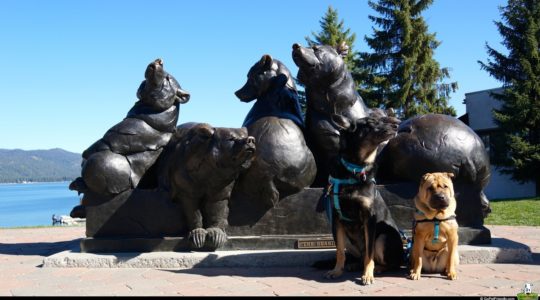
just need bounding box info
[0,148,81,183]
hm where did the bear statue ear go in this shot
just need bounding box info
[193,124,215,140]
[259,54,273,69]
[272,74,289,90]
[336,41,349,58]
[331,114,353,131]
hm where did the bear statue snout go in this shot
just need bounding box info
[235,83,257,102]
[292,43,319,68]
[176,87,191,104]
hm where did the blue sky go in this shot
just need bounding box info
[0,0,506,153]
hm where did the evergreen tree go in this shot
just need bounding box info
[306,6,357,72]
[301,6,360,114]
[479,0,540,193]
[358,0,457,118]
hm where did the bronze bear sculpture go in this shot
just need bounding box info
[292,43,491,227]
[231,54,316,213]
[159,123,256,250]
[376,113,491,226]
[292,43,370,186]
[69,59,189,217]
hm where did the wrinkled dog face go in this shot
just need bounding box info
[292,44,346,86]
[418,173,456,211]
[235,55,295,102]
[331,114,400,164]
[184,124,256,172]
[137,58,190,109]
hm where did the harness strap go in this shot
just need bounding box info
[322,158,374,223]
[329,176,358,222]
[414,211,456,244]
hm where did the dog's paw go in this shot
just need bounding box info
[206,227,227,250]
[408,272,421,280]
[447,271,458,280]
[361,273,375,285]
[324,269,343,279]
[188,228,207,249]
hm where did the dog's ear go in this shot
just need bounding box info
[421,173,432,183]
[445,172,455,179]
[331,114,355,132]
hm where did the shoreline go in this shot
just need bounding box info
[0,181,73,186]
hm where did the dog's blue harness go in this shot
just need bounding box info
[323,158,371,223]
[413,210,457,244]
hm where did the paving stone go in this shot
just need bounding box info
[0,225,539,296]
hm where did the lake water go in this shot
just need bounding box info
[0,182,80,228]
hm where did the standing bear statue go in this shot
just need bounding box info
[292,43,370,186]
[230,55,317,217]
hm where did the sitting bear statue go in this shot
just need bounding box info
[70,59,190,202]
[232,54,316,211]
[292,43,370,186]
[376,113,491,226]
[160,123,256,250]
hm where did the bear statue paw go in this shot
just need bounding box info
[205,227,228,250]
[188,228,207,249]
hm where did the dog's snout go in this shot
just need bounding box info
[430,193,450,210]
[435,194,446,201]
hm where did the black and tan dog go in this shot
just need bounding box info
[322,114,403,285]
[409,172,459,280]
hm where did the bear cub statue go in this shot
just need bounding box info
[69,59,190,217]
[232,54,316,211]
[160,123,256,250]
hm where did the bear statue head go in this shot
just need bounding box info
[136,58,191,111]
[235,54,296,102]
[179,124,257,178]
[292,43,347,87]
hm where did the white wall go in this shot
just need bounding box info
[464,88,504,131]
[485,165,536,199]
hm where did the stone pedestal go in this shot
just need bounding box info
[81,184,490,253]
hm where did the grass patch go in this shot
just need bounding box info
[484,196,540,226]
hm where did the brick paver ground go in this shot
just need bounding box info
[0,225,538,296]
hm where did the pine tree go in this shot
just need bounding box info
[479,0,540,193]
[358,0,457,118]
[306,6,357,72]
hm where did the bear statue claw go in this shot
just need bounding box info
[188,228,207,249]
[205,227,228,249]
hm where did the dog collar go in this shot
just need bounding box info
[340,157,373,182]
[340,157,366,174]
